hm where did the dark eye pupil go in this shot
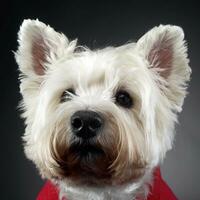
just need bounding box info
[60,88,75,102]
[116,90,133,108]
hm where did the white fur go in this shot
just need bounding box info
[58,170,151,200]
[15,19,191,200]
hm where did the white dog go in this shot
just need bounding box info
[15,19,191,200]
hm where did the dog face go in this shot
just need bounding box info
[16,20,191,186]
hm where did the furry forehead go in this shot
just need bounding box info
[41,49,148,98]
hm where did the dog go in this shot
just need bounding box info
[15,19,191,200]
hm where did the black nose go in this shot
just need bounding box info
[71,111,104,139]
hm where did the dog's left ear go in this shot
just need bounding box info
[15,19,76,77]
[136,25,191,111]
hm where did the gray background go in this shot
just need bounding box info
[1,0,199,199]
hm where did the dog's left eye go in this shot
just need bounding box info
[115,90,133,108]
[60,88,75,102]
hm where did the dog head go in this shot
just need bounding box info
[16,19,191,186]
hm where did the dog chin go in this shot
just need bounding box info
[59,141,114,185]
[69,142,105,159]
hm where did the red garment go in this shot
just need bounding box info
[37,168,177,200]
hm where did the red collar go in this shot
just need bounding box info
[37,168,177,200]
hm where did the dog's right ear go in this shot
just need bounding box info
[15,19,76,77]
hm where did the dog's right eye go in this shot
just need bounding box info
[115,90,133,108]
[60,88,75,103]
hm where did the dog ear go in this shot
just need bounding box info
[136,25,191,111]
[15,19,76,77]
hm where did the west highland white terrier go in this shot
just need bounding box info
[15,19,191,200]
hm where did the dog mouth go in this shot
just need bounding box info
[69,142,105,158]
[59,140,118,184]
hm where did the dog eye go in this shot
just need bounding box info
[60,88,75,103]
[115,90,133,108]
